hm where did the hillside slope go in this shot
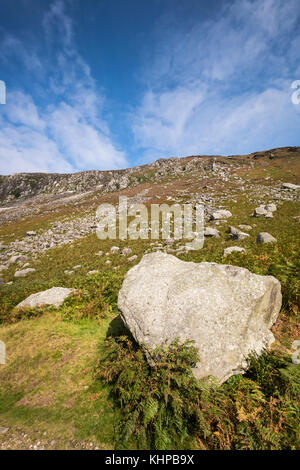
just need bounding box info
[0,146,299,450]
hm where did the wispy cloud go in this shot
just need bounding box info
[133,0,300,161]
[0,0,127,175]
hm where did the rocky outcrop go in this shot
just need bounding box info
[118,252,282,384]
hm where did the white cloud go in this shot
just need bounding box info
[133,0,300,160]
[0,0,127,174]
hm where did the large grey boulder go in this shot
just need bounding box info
[118,252,282,384]
[16,287,75,310]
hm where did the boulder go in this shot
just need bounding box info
[118,252,282,384]
[256,232,277,244]
[16,287,75,310]
[238,224,252,231]
[228,226,250,240]
[204,227,220,238]
[127,255,138,262]
[264,203,277,212]
[121,247,132,255]
[282,183,300,190]
[223,246,245,256]
[8,255,28,266]
[253,206,268,217]
[14,268,36,278]
[210,210,232,220]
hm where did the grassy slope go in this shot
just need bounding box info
[0,152,299,449]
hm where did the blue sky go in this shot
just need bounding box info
[0,0,299,174]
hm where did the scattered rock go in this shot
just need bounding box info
[110,246,120,254]
[96,250,103,256]
[210,210,232,220]
[8,255,28,266]
[256,232,277,244]
[204,227,220,238]
[16,287,75,310]
[14,268,36,278]
[238,224,252,231]
[87,270,99,275]
[26,231,37,236]
[64,270,74,275]
[264,203,277,212]
[282,183,300,190]
[0,427,9,435]
[118,252,282,384]
[121,247,132,255]
[127,255,138,262]
[253,206,268,217]
[228,226,250,240]
[223,246,246,256]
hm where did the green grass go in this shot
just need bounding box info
[0,156,299,449]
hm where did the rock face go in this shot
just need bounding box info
[16,287,75,310]
[118,252,282,384]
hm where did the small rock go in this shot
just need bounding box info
[121,247,132,255]
[96,250,103,256]
[164,239,174,246]
[256,232,277,244]
[238,224,252,231]
[282,183,300,190]
[0,427,9,434]
[228,226,250,240]
[127,255,138,262]
[110,246,120,254]
[204,227,220,238]
[264,203,276,212]
[210,210,232,220]
[87,270,99,275]
[26,231,37,236]
[64,270,74,275]
[223,246,245,256]
[14,268,36,278]
[8,255,28,266]
[253,206,268,217]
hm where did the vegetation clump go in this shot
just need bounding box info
[97,336,300,450]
